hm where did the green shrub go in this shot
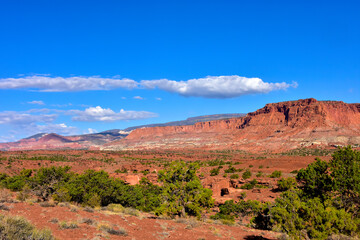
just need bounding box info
[296,158,332,200]
[269,170,282,178]
[211,199,263,222]
[86,193,101,208]
[210,167,220,176]
[99,224,127,236]
[224,166,237,173]
[4,169,32,191]
[65,169,127,206]
[241,179,258,190]
[230,174,239,179]
[0,173,8,187]
[265,190,358,239]
[156,161,214,218]
[242,169,251,180]
[83,206,95,213]
[30,166,72,201]
[59,221,78,229]
[0,214,55,239]
[115,168,127,174]
[16,184,31,202]
[52,187,71,202]
[106,203,124,212]
[329,146,360,214]
[277,177,297,191]
[252,147,360,239]
[239,192,247,200]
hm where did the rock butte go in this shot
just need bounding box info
[102,98,360,152]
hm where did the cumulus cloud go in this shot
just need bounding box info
[0,75,138,92]
[70,106,157,122]
[51,103,73,108]
[0,135,18,143]
[28,100,45,105]
[0,111,56,125]
[30,123,78,135]
[133,96,144,100]
[141,75,297,98]
[0,74,296,98]
[0,110,78,140]
[87,128,97,134]
[0,104,157,141]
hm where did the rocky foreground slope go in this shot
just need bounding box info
[103,98,360,152]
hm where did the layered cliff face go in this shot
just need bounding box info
[103,98,360,152]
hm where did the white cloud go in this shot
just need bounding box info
[0,111,56,125]
[141,75,297,98]
[51,103,73,108]
[70,106,157,122]
[30,123,78,135]
[133,96,144,100]
[0,74,296,98]
[87,128,97,134]
[0,135,18,143]
[0,75,138,92]
[156,97,162,101]
[28,100,45,105]
[0,110,78,140]
[0,105,157,141]
[25,108,52,113]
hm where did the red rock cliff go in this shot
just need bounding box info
[126,98,360,138]
[104,98,360,152]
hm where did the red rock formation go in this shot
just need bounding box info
[103,98,360,152]
[36,133,73,144]
[2,98,359,152]
[124,175,140,185]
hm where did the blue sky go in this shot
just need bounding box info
[0,0,359,141]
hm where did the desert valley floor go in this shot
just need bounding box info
[0,148,342,240]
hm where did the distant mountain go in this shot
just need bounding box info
[0,133,83,151]
[0,113,245,150]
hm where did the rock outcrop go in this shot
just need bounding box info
[103,98,360,152]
